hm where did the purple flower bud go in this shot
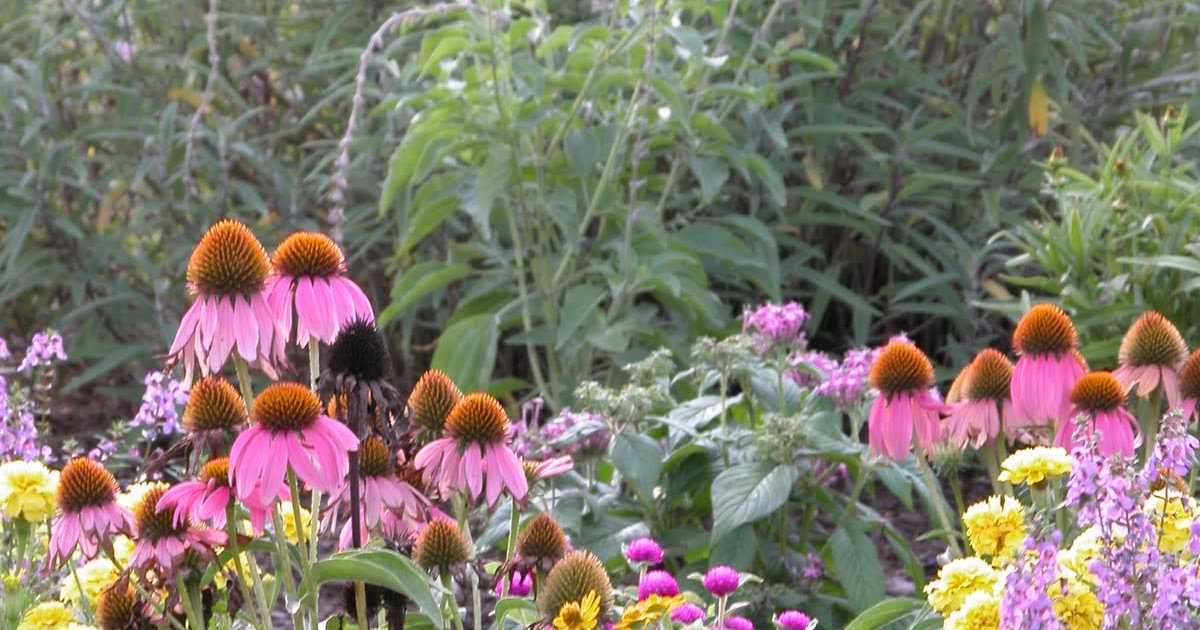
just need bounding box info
[702,565,740,597]
[637,570,679,600]
[495,569,532,597]
[775,610,814,630]
[625,537,664,565]
[671,602,705,625]
[724,617,753,630]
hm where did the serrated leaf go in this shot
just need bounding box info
[431,313,499,393]
[611,433,662,500]
[711,462,798,541]
[830,524,886,612]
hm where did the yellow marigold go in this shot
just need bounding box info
[1052,579,1104,630]
[997,447,1074,485]
[59,558,118,607]
[944,590,1000,630]
[1144,492,1194,554]
[18,601,78,630]
[553,590,600,630]
[247,501,311,545]
[0,461,59,523]
[111,535,135,568]
[614,595,685,630]
[963,495,1026,562]
[923,557,999,615]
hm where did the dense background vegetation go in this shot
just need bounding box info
[2,0,1198,426]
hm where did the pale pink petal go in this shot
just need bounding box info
[494,445,528,501]
[1135,365,1160,398]
[285,432,325,491]
[199,296,219,350]
[1162,368,1182,411]
[258,435,290,505]
[233,296,260,362]
[169,301,204,355]
[463,442,484,500]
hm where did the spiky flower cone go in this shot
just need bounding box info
[1114,310,1187,408]
[517,513,569,571]
[95,582,138,630]
[49,458,135,565]
[409,370,463,438]
[182,377,247,448]
[537,550,614,622]
[945,349,1015,449]
[1054,371,1141,457]
[1009,304,1085,430]
[412,519,472,573]
[867,341,943,459]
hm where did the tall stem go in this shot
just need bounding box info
[308,340,320,391]
[232,355,255,413]
[441,573,465,630]
[501,497,520,597]
[287,470,318,622]
[225,503,268,629]
[270,505,303,628]
[913,440,963,557]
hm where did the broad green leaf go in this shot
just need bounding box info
[611,433,663,501]
[688,156,730,203]
[431,313,499,393]
[830,524,886,613]
[564,129,598,176]
[381,262,476,325]
[844,598,923,630]
[494,597,539,626]
[711,461,798,541]
[556,284,606,349]
[306,549,441,626]
[465,144,511,239]
[420,35,469,76]
[742,153,787,207]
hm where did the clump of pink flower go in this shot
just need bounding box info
[17,331,67,372]
[743,301,809,353]
[128,370,188,440]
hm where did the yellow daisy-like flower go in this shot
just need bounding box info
[997,447,1074,485]
[111,535,135,568]
[278,501,312,545]
[1144,492,1194,554]
[553,590,600,630]
[0,461,59,523]
[18,601,78,630]
[963,495,1027,562]
[59,558,118,607]
[944,590,1000,630]
[1052,579,1104,630]
[923,557,999,615]
[614,595,686,630]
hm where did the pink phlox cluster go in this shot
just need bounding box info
[789,346,883,409]
[999,533,1064,629]
[743,302,809,354]
[128,370,188,440]
[17,331,67,372]
[514,408,610,460]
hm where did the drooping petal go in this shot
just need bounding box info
[169,301,204,355]
[233,295,260,362]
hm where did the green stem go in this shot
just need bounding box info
[232,355,255,413]
[718,373,730,465]
[270,506,303,628]
[913,441,963,557]
[502,497,520,597]
[441,573,465,630]
[948,474,966,523]
[287,470,318,622]
[354,580,370,630]
[776,367,787,414]
[308,339,320,391]
[471,566,483,630]
[225,503,267,629]
[1144,389,1161,463]
[179,578,205,629]
[69,560,94,622]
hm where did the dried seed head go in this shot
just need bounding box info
[271,231,345,278]
[409,370,463,433]
[133,483,183,541]
[57,458,120,513]
[412,519,472,572]
[538,550,613,621]
[964,349,1013,402]
[182,377,247,433]
[1070,372,1126,412]
[869,342,935,396]
[95,582,137,630]
[516,513,568,564]
[359,436,393,478]
[1013,304,1077,356]
[198,458,230,488]
[326,318,391,382]
[187,219,270,296]
[445,393,510,445]
[1180,349,1200,401]
[252,383,321,432]
[1119,311,1187,368]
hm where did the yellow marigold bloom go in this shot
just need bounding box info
[963,495,1026,562]
[944,590,1000,630]
[923,557,999,615]
[59,558,118,607]
[18,601,78,630]
[0,461,59,523]
[997,447,1074,485]
[278,501,312,545]
[1052,580,1104,630]
[1144,492,1194,554]
[111,535,135,568]
[553,590,600,630]
[614,595,686,630]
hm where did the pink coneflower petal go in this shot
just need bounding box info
[1161,367,1182,410]
[464,442,484,499]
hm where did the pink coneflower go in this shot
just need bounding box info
[266,231,373,347]
[1054,371,1141,457]
[168,219,286,383]
[1179,350,1200,422]
[526,455,574,481]
[324,436,429,530]
[229,382,358,505]
[944,349,1015,448]
[49,458,135,566]
[130,484,225,574]
[1113,311,1187,409]
[1009,304,1085,433]
[156,458,277,534]
[414,393,528,506]
[867,341,944,460]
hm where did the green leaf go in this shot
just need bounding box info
[431,313,499,393]
[556,284,606,349]
[688,156,730,203]
[494,597,539,626]
[380,262,476,326]
[306,549,441,627]
[465,144,511,239]
[743,153,787,207]
[830,524,886,613]
[420,35,469,76]
[611,433,663,501]
[844,598,923,630]
[564,129,598,177]
[710,461,798,541]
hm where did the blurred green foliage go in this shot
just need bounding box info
[1,0,1198,418]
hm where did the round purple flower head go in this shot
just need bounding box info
[776,610,815,630]
[638,570,680,600]
[495,569,532,597]
[624,537,664,565]
[724,617,754,630]
[671,602,706,625]
[702,565,740,597]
